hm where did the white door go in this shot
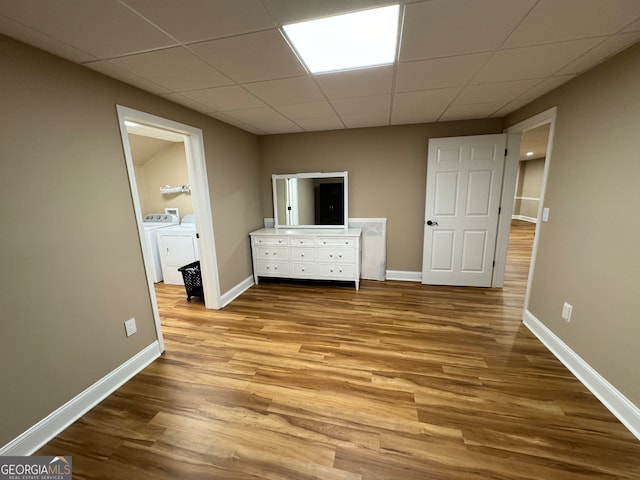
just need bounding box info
[422,134,506,287]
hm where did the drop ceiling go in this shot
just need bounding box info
[1,0,639,135]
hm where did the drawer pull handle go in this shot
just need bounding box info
[330,254,333,258]
[301,267,305,272]
[338,254,342,258]
[301,253,304,257]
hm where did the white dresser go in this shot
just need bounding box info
[249,228,362,290]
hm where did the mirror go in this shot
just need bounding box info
[272,171,348,228]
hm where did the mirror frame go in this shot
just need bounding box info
[272,171,349,229]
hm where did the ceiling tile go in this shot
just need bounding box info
[314,66,393,99]
[392,88,461,111]
[0,0,175,58]
[340,111,390,129]
[275,101,338,120]
[439,102,507,121]
[83,60,170,94]
[490,98,534,117]
[182,85,265,111]
[0,15,96,63]
[244,76,325,105]
[262,0,394,25]
[391,108,446,125]
[295,117,345,132]
[471,38,602,84]
[109,47,232,92]
[122,0,275,43]
[189,29,306,83]
[555,33,640,75]
[224,106,299,127]
[502,0,640,48]
[396,53,492,92]
[331,95,391,115]
[453,79,541,105]
[400,0,536,61]
[159,93,211,113]
[622,17,640,32]
[206,111,256,128]
[222,106,306,134]
[517,75,576,100]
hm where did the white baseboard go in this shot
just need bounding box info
[511,214,538,223]
[0,341,162,456]
[220,275,254,307]
[385,270,422,282]
[523,310,640,441]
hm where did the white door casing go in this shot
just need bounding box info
[422,134,506,287]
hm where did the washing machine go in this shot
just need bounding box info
[142,214,179,283]
[156,214,199,285]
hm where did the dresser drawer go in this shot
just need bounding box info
[255,246,288,260]
[317,248,355,263]
[292,262,317,276]
[290,247,316,262]
[289,236,316,246]
[317,263,356,278]
[256,261,289,276]
[318,237,357,247]
[253,235,287,246]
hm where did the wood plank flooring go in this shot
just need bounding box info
[38,221,640,479]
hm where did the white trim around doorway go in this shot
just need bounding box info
[495,107,557,310]
[116,106,222,351]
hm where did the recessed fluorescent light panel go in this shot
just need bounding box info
[283,5,400,74]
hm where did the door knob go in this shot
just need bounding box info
[426,220,438,226]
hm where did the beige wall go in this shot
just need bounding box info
[513,157,544,219]
[0,35,260,446]
[259,120,504,271]
[506,43,640,406]
[134,142,194,219]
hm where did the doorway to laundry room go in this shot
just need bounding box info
[117,106,221,350]
[126,124,199,293]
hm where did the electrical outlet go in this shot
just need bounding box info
[561,302,573,322]
[124,317,137,337]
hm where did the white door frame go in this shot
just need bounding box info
[494,107,557,312]
[116,106,222,350]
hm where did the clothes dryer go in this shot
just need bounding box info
[156,214,199,285]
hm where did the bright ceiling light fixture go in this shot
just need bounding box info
[526,151,534,156]
[282,5,401,74]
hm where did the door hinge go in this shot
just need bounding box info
[504,148,508,157]
[498,207,501,214]
[492,260,496,267]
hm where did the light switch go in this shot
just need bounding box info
[542,207,550,222]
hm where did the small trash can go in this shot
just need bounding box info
[178,261,204,302]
